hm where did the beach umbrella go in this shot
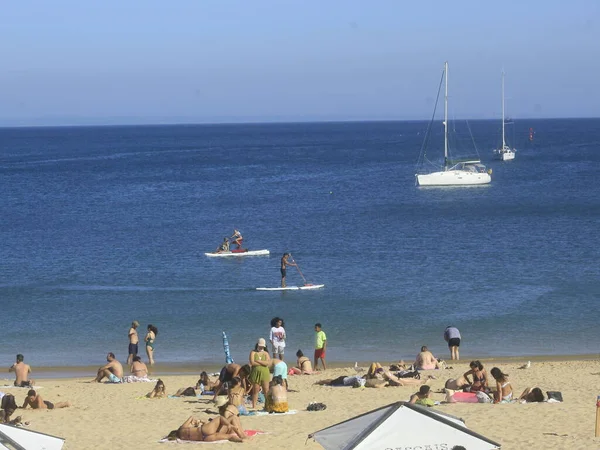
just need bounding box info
[222,331,234,364]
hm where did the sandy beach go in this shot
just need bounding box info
[2,357,599,449]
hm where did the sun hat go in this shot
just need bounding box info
[214,396,228,408]
[132,321,139,327]
[257,338,267,348]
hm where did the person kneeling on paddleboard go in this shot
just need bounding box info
[216,238,230,253]
[230,229,243,249]
[281,253,296,288]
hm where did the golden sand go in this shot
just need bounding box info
[2,359,600,449]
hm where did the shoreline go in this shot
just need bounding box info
[8,352,599,379]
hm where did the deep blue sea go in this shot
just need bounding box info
[1,119,599,367]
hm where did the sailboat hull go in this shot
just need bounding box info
[417,170,491,186]
[494,150,515,161]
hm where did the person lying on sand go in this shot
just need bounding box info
[147,379,167,398]
[93,352,123,383]
[414,346,441,370]
[409,385,435,407]
[365,363,431,387]
[519,387,545,403]
[22,389,71,410]
[167,415,247,442]
[444,375,470,391]
[9,354,34,387]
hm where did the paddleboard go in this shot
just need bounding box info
[256,284,325,291]
[205,249,270,257]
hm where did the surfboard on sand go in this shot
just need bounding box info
[256,284,325,291]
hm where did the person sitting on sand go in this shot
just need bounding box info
[22,389,71,410]
[265,375,288,413]
[1,394,18,423]
[214,396,245,431]
[167,415,247,442]
[409,385,435,407]
[463,360,488,392]
[271,358,289,389]
[414,346,441,370]
[147,379,167,398]
[196,371,217,392]
[519,387,545,403]
[9,354,33,387]
[227,377,249,414]
[130,356,148,378]
[93,352,124,383]
[213,363,252,399]
[290,350,313,375]
[490,367,513,403]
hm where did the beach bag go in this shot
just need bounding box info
[547,391,563,402]
[476,391,492,403]
[307,402,327,411]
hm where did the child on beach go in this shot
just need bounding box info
[270,317,286,361]
[490,367,513,403]
[314,323,327,371]
[409,385,435,406]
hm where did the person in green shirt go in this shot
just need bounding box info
[314,323,327,371]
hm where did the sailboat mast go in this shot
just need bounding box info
[501,70,506,148]
[444,61,448,169]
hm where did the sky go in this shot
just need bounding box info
[1,0,599,126]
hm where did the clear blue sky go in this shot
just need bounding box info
[1,0,598,125]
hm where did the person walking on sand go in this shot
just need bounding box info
[280,253,296,287]
[314,323,327,371]
[444,326,461,360]
[145,324,158,366]
[9,354,33,387]
[270,317,286,360]
[127,320,140,365]
[93,352,124,383]
[22,389,71,410]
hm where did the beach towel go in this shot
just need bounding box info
[122,375,157,383]
[253,409,297,416]
[158,430,266,444]
[450,391,479,403]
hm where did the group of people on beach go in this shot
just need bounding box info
[1,353,72,425]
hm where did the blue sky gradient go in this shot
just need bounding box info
[1,0,599,125]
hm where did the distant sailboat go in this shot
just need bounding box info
[493,71,516,161]
[415,62,491,186]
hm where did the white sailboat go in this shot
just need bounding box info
[493,71,516,161]
[416,62,491,187]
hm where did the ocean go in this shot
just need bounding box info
[1,119,599,369]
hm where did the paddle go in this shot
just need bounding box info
[290,254,311,286]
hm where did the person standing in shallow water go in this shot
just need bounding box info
[444,325,461,360]
[280,253,296,287]
[145,324,158,366]
[127,321,140,365]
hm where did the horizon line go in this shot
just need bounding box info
[0,116,598,130]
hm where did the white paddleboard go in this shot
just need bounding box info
[256,284,325,291]
[205,249,270,257]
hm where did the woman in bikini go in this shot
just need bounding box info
[147,379,167,398]
[290,349,313,375]
[491,367,513,403]
[463,360,489,392]
[167,415,246,442]
[145,324,158,366]
[196,371,217,392]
